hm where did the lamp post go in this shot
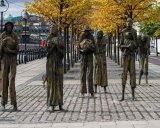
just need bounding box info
[0,0,9,32]
[38,17,41,48]
[0,0,9,71]
[22,11,29,64]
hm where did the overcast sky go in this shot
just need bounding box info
[3,0,34,18]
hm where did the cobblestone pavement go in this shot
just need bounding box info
[0,56,160,126]
[149,56,160,65]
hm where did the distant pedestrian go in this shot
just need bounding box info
[135,48,139,61]
[79,25,95,97]
[94,30,108,93]
[0,22,19,111]
[138,34,150,85]
[46,25,65,111]
[41,39,45,48]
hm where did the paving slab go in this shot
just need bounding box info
[1,55,160,127]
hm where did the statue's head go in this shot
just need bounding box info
[83,25,92,37]
[83,25,92,32]
[141,35,148,42]
[97,30,103,38]
[4,22,14,33]
[50,24,58,35]
[126,18,133,27]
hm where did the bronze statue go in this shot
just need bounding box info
[138,34,150,85]
[46,25,65,111]
[120,18,137,101]
[0,22,19,111]
[79,25,95,97]
[94,30,108,93]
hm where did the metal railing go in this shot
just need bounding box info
[17,48,46,65]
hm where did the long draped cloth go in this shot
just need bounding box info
[46,35,64,107]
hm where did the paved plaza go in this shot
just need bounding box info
[0,55,160,127]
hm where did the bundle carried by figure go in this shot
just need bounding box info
[2,36,17,50]
[80,39,94,53]
[120,32,136,56]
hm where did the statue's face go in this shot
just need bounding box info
[98,31,103,38]
[84,30,90,36]
[126,21,132,27]
[50,26,58,34]
[6,24,12,32]
[142,35,147,42]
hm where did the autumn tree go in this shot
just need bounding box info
[25,0,92,28]
[87,0,160,33]
[139,3,160,37]
[88,0,124,33]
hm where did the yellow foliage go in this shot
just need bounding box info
[87,0,160,33]
[25,0,92,27]
[25,0,160,34]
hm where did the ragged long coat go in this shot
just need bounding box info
[120,34,137,88]
[46,34,64,107]
[120,27,137,88]
[0,32,19,105]
[79,32,95,94]
[94,36,108,87]
[138,35,150,76]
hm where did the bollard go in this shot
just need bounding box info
[18,51,21,64]
[21,50,24,63]
[16,47,47,65]
[31,49,33,61]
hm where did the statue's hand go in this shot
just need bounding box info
[2,39,7,47]
[10,49,17,54]
[127,44,131,48]
[3,46,10,52]
[46,43,52,47]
